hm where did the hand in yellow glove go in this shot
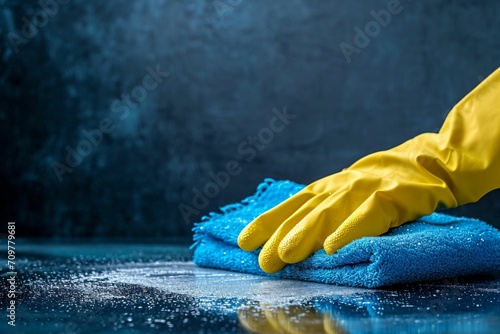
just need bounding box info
[238,68,500,274]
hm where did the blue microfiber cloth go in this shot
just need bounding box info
[191,179,500,288]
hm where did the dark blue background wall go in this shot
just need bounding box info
[1,0,500,238]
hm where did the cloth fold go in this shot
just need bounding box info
[191,179,500,288]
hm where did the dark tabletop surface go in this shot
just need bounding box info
[1,241,499,334]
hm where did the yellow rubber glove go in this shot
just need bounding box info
[238,67,500,274]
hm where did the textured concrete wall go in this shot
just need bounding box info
[1,0,500,238]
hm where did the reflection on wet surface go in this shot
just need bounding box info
[0,242,499,333]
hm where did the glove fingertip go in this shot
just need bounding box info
[237,230,258,251]
[237,222,261,251]
[258,249,286,274]
[323,238,339,255]
[323,230,352,255]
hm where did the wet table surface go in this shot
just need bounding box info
[0,241,499,334]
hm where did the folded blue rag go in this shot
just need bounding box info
[191,179,500,288]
